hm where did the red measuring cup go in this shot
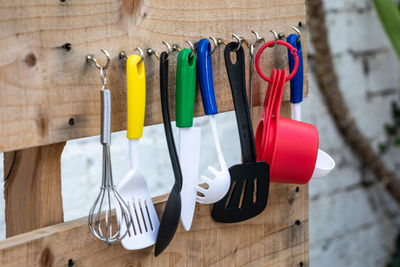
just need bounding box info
[255,40,319,184]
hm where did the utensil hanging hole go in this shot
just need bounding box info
[238,180,247,209]
[188,53,195,65]
[296,186,299,192]
[144,201,154,231]
[253,178,258,203]
[230,52,237,64]
[139,201,148,232]
[225,181,236,208]
[68,118,75,126]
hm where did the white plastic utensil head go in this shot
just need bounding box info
[196,115,231,204]
[196,165,230,204]
[117,139,160,250]
[311,149,335,179]
[179,127,201,231]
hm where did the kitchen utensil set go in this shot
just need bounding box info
[85,27,335,255]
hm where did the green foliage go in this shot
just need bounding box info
[373,0,400,60]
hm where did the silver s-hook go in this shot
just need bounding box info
[270,30,279,47]
[232,34,249,52]
[292,26,301,42]
[209,36,219,55]
[86,49,110,91]
[147,41,172,61]
[251,31,267,46]
[208,36,228,55]
[86,49,111,70]
[119,47,145,64]
[248,31,266,120]
[184,40,195,58]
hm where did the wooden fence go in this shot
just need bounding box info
[0,0,308,266]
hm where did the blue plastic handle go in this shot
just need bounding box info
[287,34,303,104]
[197,38,218,115]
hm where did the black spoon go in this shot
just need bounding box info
[154,52,183,256]
[211,42,270,223]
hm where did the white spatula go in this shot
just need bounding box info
[118,54,159,249]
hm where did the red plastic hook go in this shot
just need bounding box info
[255,40,299,83]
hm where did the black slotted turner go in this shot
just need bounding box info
[211,42,270,223]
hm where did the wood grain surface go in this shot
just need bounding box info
[0,183,309,267]
[0,0,307,152]
[3,142,65,237]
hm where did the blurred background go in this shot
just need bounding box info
[1,0,400,266]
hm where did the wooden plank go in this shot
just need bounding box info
[0,0,307,152]
[0,183,308,267]
[3,142,65,237]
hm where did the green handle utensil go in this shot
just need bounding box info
[176,48,196,127]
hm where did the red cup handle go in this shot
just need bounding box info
[255,40,299,83]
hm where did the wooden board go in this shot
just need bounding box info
[0,1,309,266]
[0,0,307,152]
[0,183,309,267]
[3,142,65,237]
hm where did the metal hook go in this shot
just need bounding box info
[209,36,219,55]
[232,34,241,52]
[119,51,128,60]
[270,30,279,47]
[278,32,287,40]
[147,41,172,61]
[147,48,160,60]
[86,49,110,70]
[217,38,228,47]
[172,44,181,52]
[184,40,195,58]
[135,47,144,64]
[119,47,145,64]
[292,26,301,42]
[250,30,266,46]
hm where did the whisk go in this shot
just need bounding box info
[87,50,131,245]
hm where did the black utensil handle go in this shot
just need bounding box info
[224,42,257,163]
[160,52,183,189]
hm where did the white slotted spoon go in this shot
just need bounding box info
[196,115,230,204]
[196,38,231,204]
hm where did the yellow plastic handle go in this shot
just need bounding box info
[126,54,146,139]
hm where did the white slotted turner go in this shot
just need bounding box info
[117,54,159,249]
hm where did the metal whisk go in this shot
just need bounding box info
[87,50,131,245]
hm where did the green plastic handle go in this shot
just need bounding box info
[176,48,196,128]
